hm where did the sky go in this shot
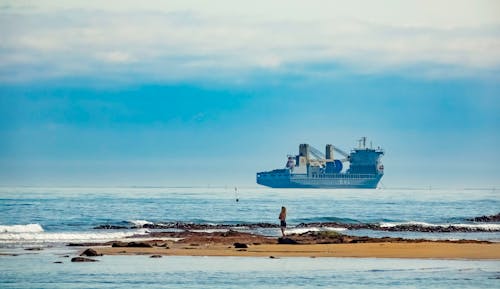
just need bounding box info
[0,0,499,188]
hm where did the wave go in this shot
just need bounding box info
[0,224,44,233]
[129,220,154,228]
[379,222,500,231]
[286,227,347,235]
[0,229,149,244]
[191,229,234,233]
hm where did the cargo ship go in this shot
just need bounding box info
[256,137,384,188]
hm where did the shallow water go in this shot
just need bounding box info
[1,250,499,289]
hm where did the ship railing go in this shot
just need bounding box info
[290,173,378,179]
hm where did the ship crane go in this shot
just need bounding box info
[333,146,350,162]
[310,145,350,163]
[309,146,326,160]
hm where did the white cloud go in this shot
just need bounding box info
[0,0,499,83]
[96,51,135,63]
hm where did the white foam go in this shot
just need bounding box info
[452,223,500,230]
[286,227,320,235]
[129,220,153,227]
[324,227,348,232]
[0,224,44,233]
[191,229,230,233]
[286,227,347,235]
[379,222,500,231]
[0,229,149,244]
[379,221,434,228]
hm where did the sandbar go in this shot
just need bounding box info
[83,231,500,260]
[94,242,500,259]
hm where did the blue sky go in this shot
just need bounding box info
[0,1,499,187]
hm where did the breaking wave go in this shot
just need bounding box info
[129,220,154,228]
[0,223,148,244]
[0,224,44,233]
[379,222,500,231]
[286,227,347,235]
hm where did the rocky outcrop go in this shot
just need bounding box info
[278,237,299,244]
[379,224,489,233]
[466,213,500,222]
[283,231,491,244]
[80,248,102,256]
[296,221,499,232]
[112,242,153,248]
[93,224,129,229]
[93,219,500,233]
[233,242,248,248]
[94,222,280,231]
[71,257,98,262]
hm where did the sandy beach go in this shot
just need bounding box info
[93,242,500,259]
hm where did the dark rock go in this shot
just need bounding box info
[150,255,162,258]
[71,257,98,262]
[127,242,153,248]
[223,230,240,237]
[278,238,299,244]
[80,248,102,257]
[53,261,63,264]
[466,213,500,223]
[67,242,109,247]
[93,224,129,230]
[237,249,247,251]
[24,247,43,251]
[112,242,152,248]
[233,242,248,248]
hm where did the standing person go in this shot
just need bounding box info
[279,206,287,237]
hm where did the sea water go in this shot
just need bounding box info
[1,253,499,289]
[1,187,499,244]
[0,187,499,288]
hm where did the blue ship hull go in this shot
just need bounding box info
[256,172,383,189]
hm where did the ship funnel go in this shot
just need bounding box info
[325,144,334,160]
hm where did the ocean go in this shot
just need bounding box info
[1,187,499,288]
